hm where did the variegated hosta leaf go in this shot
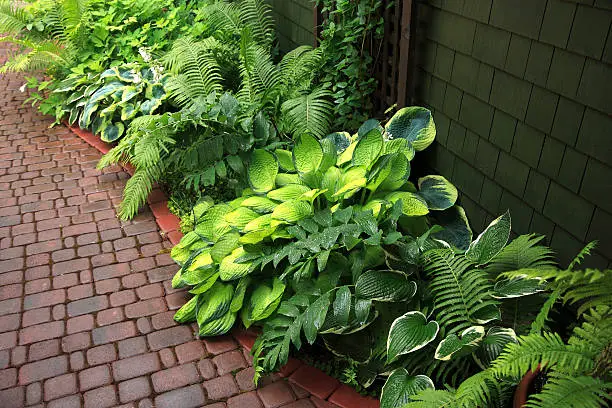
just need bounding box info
[434,325,485,361]
[174,296,198,323]
[383,138,415,161]
[431,205,473,251]
[385,106,436,151]
[195,204,232,241]
[352,128,383,169]
[358,118,383,138]
[325,131,351,153]
[271,200,313,223]
[248,149,278,193]
[182,262,215,286]
[224,207,259,230]
[475,327,517,367]
[100,121,124,143]
[465,211,511,265]
[274,149,295,171]
[188,271,219,294]
[241,278,286,327]
[198,310,237,337]
[492,276,546,299]
[385,191,429,216]
[337,140,357,166]
[171,269,186,289]
[319,138,338,172]
[387,311,439,363]
[219,247,252,281]
[267,184,311,202]
[355,270,417,302]
[196,282,234,328]
[230,277,251,313]
[293,134,323,173]
[380,369,434,408]
[417,175,458,211]
[210,232,240,263]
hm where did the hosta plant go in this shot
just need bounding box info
[168,107,472,376]
[54,61,168,142]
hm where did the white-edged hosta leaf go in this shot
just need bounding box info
[275,149,295,171]
[385,191,429,216]
[248,149,278,193]
[385,107,436,151]
[267,184,311,202]
[417,175,458,211]
[355,270,417,302]
[492,276,546,299]
[271,200,313,223]
[387,311,439,363]
[352,128,383,169]
[465,211,511,265]
[434,325,485,361]
[293,134,323,173]
[219,247,252,281]
[380,369,434,408]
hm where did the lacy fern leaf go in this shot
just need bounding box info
[281,86,333,139]
[485,234,556,277]
[525,373,611,408]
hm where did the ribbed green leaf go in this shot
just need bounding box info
[386,191,429,216]
[293,134,323,173]
[271,200,312,223]
[387,311,439,363]
[219,247,252,281]
[474,326,517,367]
[355,270,417,302]
[466,211,511,265]
[380,369,434,408]
[352,128,383,169]
[274,149,295,171]
[240,196,277,213]
[417,175,458,211]
[267,184,311,202]
[196,282,234,327]
[174,296,198,323]
[248,149,278,193]
[385,106,436,151]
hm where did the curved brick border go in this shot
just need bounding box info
[67,124,380,408]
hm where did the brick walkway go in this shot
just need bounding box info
[0,47,336,408]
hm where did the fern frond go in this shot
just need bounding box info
[491,332,595,378]
[403,388,458,408]
[485,234,556,276]
[423,249,499,334]
[117,165,162,220]
[163,37,223,108]
[0,0,29,34]
[530,289,561,334]
[568,241,598,270]
[0,38,67,73]
[279,45,323,90]
[203,1,242,37]
[568,307,612,357]
[280,86,334,139]
[525,373,611,408]
[238,0,274,49]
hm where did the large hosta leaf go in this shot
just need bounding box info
[196,282,234,328]
[293,134,323,173]
[380,369,434,408]
[224,207,259,230]
[386,192,429,216]
[274,149,295,171]
[267,184,311,202]
[434,325,485,361]
[271,200,313,223]
[219,247,252,281]
[242,278,286,327]
[101,122,125,142]
[325,131,351,152]
[417,175,458,211]
[387,311,439,363]
[174,296,197,323]
[492,275,546,299]
[385,107,436,151]
[355,270,417,302]
[240,196,277,214]
[248,149,278,193]
[198,310,237,337]
[465,211,511,265]
[352,128,383,169]
[431,205,473,251]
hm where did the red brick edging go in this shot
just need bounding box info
[67,124,380,408]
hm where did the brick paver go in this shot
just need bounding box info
[0,44,334,407]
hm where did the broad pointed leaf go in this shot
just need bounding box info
[466,211,511,265]
[293,134,323,173]
[385,107,436,151]
[417,175,458,211]
[355,270,417,302]
[380,369,434,408]
[387,311,439,363]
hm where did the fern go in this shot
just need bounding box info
[490,332,595,378]
[525,373,611,408]
[118,165,162,220]
[404,388,458,408]
[0,0,29,34]
[280,86,334,139]
[279,46,323,90]
[568,241,598,270]
[237,0,274,49]
[485,234,556,276]
[423,249,499,335]
[163,37,224,109]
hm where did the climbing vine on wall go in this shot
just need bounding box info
[316,0,387,130]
